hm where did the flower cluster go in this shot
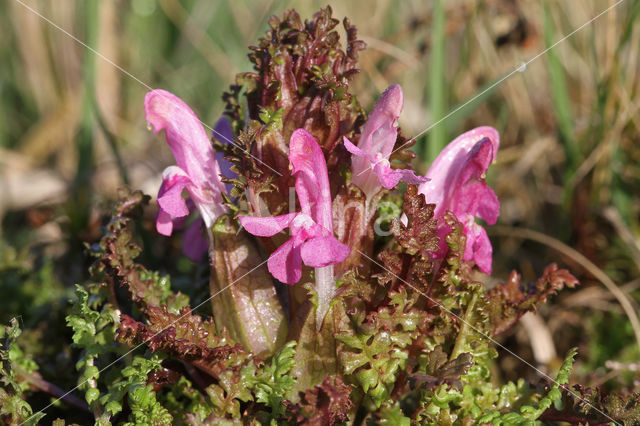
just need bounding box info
[146,86,500,279]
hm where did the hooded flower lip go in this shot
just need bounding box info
[344,84,427,196]
[145,89,228,236]
[289,129,334,229]
[343,137,428,190]
[417,126,500,274]
[239,129,350,285]
[155,175,208,261]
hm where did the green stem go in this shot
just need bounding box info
[315,265,334,330]
[450,292,478,361]
[85,357,104,420]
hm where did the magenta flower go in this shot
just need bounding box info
[155,184,209,261]
[145,89,228,241]
[343,84,427,198]
[181,215,209,261]
[239,129,350,285]
[417,126,500,274]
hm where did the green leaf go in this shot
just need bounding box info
[246,341,297,418]
[376,401,411,425]
[66,284,120,411]
[472,348,578,424]
[0,318,45,425]
[288,298,340,399]
[100,354,172,424]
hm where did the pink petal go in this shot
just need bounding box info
[373,163,429,189]
[446,138,499,224]
[343,136,370,159]
[145,90,227,228]
[451,181,499,226]
[420,126,500,217]
[289,129,333,230]
[350,85,404,197]
[239,213,299,237]
[145,90,218,186]
[475,185,499,225]
[300,236,350,268]
[358,85,404,158]
[182,217,209,261]
[156,210,174,236]
[155,194,195,237]
[157,170,192,218]
[289,215,325,244]
[464,222,493,274]
[454,138,495,189]
[267,238,302,285]
[173,198,196,230]
[416,127,500,272]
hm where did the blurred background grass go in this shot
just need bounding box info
[1,0,639,402]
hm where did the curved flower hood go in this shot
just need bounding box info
[417,126,500,274]
[145,89,228,236]
[344,85,427,197]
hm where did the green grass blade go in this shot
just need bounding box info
[68,0,99,240]
[543,1,579,171]
[93,100,130,185]
[425,0,447,164]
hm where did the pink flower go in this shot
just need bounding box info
[343,85,427,197]
[181,216,209,261]
[239,129,350,285]
[417,127,500,274]
[145,90,228,239]
[159,197,208,261]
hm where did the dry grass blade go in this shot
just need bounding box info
[602,206,640,273]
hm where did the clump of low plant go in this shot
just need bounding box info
[3,7,640,425]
